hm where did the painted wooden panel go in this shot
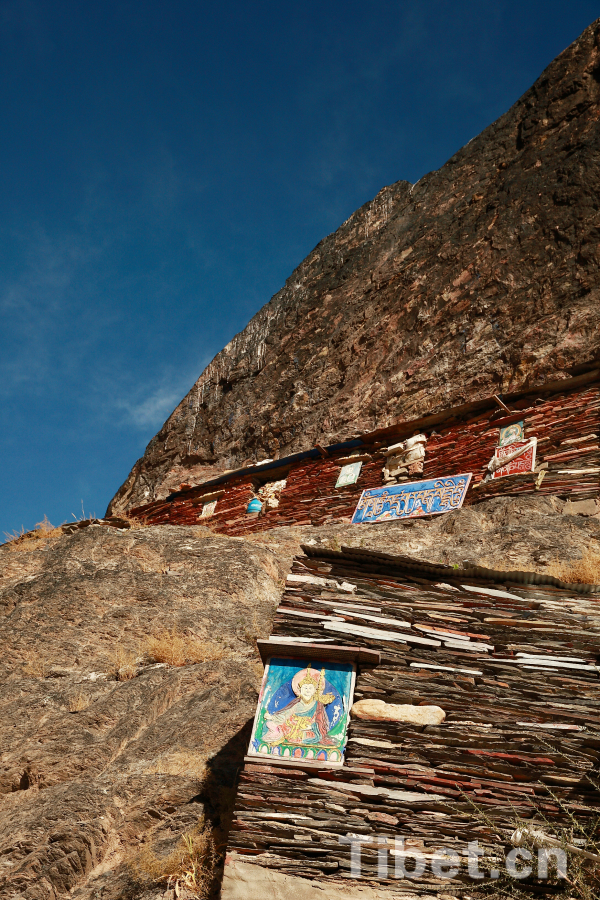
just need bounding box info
[492,440,537,479]
[248,657,356,766]
[352,474,472,523]
[200,499,217,518]
[499,420,524,446]
[335,461,362,487]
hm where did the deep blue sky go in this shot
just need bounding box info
[1,1,597,538]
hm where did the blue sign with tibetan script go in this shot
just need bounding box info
[351,474,472,524]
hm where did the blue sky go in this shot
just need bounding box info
[1,1,597,538]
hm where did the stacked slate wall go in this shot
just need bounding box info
[427,382,600,504]
[130,480,255,530]
[223,546,600,893]
[129,381,599,532]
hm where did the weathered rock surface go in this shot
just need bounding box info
[110,19,600,514]
[222,854,416,900]
[0,525,284,899]
[1,493,599,897]
[253,493,600,575]
[350,700,446,726]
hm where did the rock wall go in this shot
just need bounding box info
[0,524,284,899]
[110,18,600,514]
[126,377,600,535]
[2,496,600,897]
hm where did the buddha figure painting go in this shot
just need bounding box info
[248,658,356,765]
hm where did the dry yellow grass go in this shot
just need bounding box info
[22,651,48,678]
[192,526,216,540]
[144,750,207,781]
[111,646,139,681]
[325,534,342,551]
[68,690,89,712]
[132,824,216,899]
[144,629,226,667]
[252,658,265,684]
[116,511,148,530]
[458,767,600,900]
[123,543,164,573]
[3,516,62,551]
[131,765,236,899]
[545,548,600,585]
[245,531,278,544]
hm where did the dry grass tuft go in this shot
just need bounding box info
[132,823,216,898]
[117,511,148,530]
[453,761,600,900]
[111,646,139,681]
[144,629,226,667]
[245,531,278,544]
[132,760,239,898]
[325,534,342,552]
[193,526,216,540]
[22,651,48,678]
[111,629,227,677]
[545,548,600,585]
[3,515,63,550]
[123,543,164,573]
[68,690,89,712]
[144,750,207,781]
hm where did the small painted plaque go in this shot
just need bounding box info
[200,499,217,518]
[336,461,362,488]
[351,474,472,524]
[248,658,356,766]
[499,421,524,446]
[492,439,537,479]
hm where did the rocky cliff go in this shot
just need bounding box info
[109,19,600,514]
[2,497,599,899]
[0,524,286,899]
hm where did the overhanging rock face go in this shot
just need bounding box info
[110,18,600,514]
[222,546,600,896]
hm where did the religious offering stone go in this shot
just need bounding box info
[335,461,362,488]
[351,699,446,725]
[382,434,427,483]
[352,474,472,524]
[246,497,263,516]
[257,478,287,509]
[499,420,525,446]
[200,499,217,518]
[248,658,356,765]
[492,438,537,479]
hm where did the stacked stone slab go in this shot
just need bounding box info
[127,374,600,534]
[221,545,600,897]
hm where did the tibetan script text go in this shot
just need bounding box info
[352,474,472,524]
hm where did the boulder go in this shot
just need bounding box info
[0,524,284,900]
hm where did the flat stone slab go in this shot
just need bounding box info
[222,854,422,900]
[351,698,446,726]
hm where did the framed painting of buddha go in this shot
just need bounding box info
[248,657,356,766]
